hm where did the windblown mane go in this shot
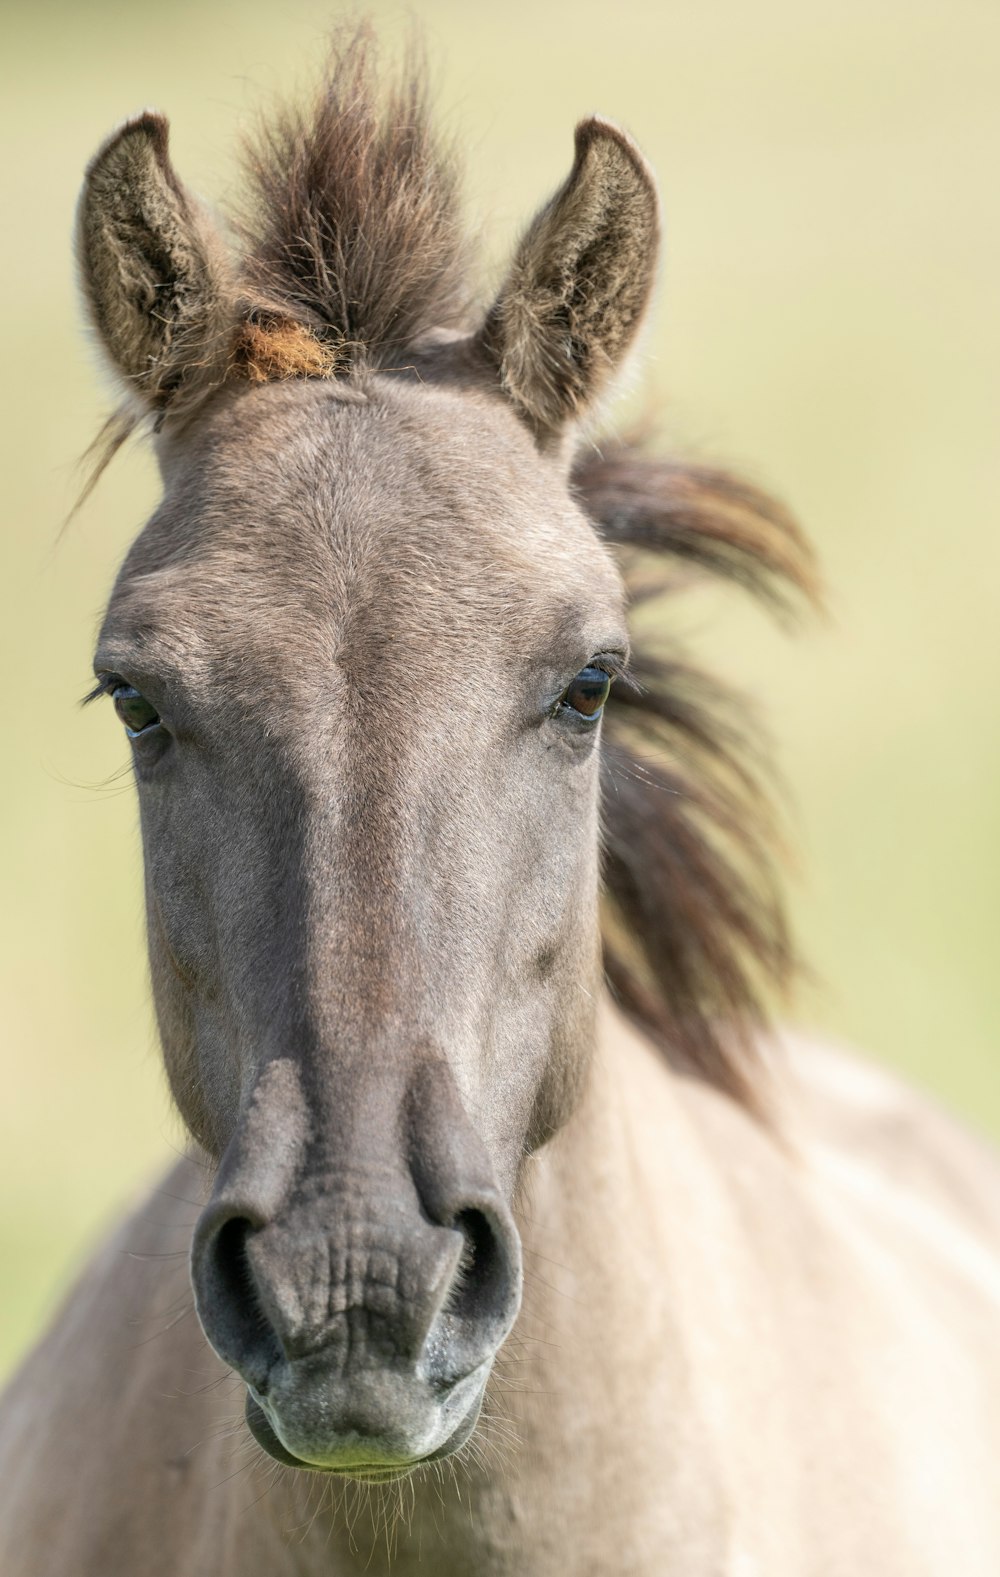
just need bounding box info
[574,444,817,1110]
[82,26,817,1111]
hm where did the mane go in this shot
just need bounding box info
[573,442,818,1112]
[235,24,476,369]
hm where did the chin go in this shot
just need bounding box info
[243,1367,489,1481]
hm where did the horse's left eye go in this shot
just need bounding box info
[112,684,160,736]
[559,666,612,722]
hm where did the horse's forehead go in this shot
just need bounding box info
[110,380,622,686]
[142,383,608,609]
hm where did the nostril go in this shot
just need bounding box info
[194,1213,282,1388]
[421,1200,521,1389]
[213,1215,256,1312]
[447,1208,506,1325]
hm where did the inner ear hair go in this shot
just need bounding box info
[480,117,660,442]
[76,112,236,420]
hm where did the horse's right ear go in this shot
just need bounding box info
[76,113,235,420]
[479,117,660,446]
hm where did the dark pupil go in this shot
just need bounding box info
[113,685,159,735]
[563,666,611,719]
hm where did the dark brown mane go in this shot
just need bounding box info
[236,25,475,369]
[574,442,818,1110]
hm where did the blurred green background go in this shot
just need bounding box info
[2,0,998,1379]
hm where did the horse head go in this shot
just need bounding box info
[77,38,659,1477]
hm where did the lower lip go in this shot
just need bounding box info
[329,1463,420,1482]
[249,1393,426,1480]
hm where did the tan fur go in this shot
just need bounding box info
[232,313,346,383]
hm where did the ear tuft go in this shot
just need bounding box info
[76,113,235,420]
[481,117,660,440]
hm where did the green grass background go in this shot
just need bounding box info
[2,0,998,1378]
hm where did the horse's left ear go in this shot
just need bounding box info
[480,118,660,443]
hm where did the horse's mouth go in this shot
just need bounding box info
[245,1393,415,1477]
[244,1387,477,1481]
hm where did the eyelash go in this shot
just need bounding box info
[82,674,116,707]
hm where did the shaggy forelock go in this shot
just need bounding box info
[235,22,476,371]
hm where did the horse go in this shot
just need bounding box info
[3,27,999,1576]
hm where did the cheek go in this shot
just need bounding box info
[147,917,245,1157]
[521,904,602,1152]
[146,896,214,1152]
[461,834,603,1166]
[139,786,222,980]
[141,819,243,1155]
[461,927,600,1178]
[499,785,604,1149]
[502,788,603,976]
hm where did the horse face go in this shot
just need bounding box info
[79,75,656,1475]
[94,376,627,1473]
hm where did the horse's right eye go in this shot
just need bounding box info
[112,684,160,736]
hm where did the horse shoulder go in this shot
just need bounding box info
[775,1033,1000,1567]
[586,1009,1000,1572]
[781,1033,1000,1261]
